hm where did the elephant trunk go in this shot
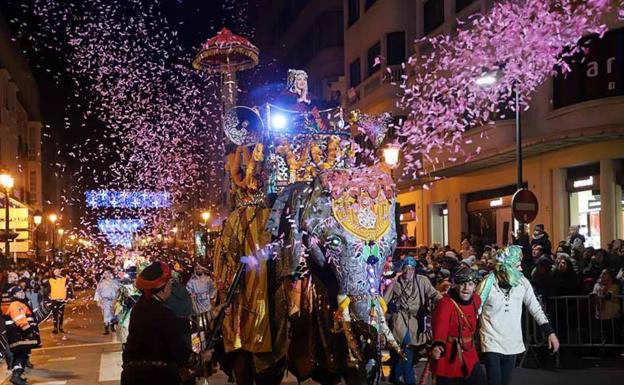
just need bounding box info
[335,294,403,359]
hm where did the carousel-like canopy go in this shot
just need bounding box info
[192,27,259,74]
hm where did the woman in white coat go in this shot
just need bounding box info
[478,246,559,385]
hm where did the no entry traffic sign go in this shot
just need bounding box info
[512,189,539,223]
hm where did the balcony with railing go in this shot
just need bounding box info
[383,65,404,84]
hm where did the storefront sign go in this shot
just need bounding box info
[567,174,600,192]
[554,28,624,109]
[573,176,594,188]
[512,189,539,223]
[489,198,503,207]
[0,208,30,253]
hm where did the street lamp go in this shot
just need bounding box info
[477,72,524,231]
[0,172,14,261]
[49,213,58,259]
[475,73,497,86]
[57,228,65,252]
[33,211,42,261]
[201,211,211,225]
[382,144,400,168]
[171,227,178,248]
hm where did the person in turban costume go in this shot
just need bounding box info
[121,262,192,385]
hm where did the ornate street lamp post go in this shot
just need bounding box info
[48,213,58,260]
[58,228,65,252]
[33,212,42,261]
[171,227,178,248]
[200,211,211,260]
[0,172,15,262]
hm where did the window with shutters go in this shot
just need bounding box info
[456,0,475,13]
[29,171,36,194]
[365,0,378,11]
[348,0,360,27]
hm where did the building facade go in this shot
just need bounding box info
[0,12,43,258]
[254,0,344,103]
[344,0,624,250]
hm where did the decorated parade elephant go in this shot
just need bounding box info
[276,166,401,385]
[214,165,400,385]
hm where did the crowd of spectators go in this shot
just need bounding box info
[391,225,624,350]
[394,225,624,299]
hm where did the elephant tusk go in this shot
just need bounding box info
[333,295,362,367]
[376,298,403,357]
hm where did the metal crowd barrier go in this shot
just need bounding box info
[521,294,624,367]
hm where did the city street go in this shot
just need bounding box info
[0,291,305,385]
[0,1,623,385]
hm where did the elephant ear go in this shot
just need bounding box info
[266,183,315,277]
[300,182,334,269]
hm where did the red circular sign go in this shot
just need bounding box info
[512,189,539,223]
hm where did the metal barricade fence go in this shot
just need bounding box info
[522,294,624,366]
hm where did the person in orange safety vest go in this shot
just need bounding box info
[43,269,74,334]
[4,286,41,385]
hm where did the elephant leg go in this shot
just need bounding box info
[232,351,255,385]
[255,359,286,385]
[311,369,342,385]
[342,366,373,385]
[287,315,316,380]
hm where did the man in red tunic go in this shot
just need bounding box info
[430,268,485,385]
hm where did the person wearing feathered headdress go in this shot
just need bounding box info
[477,246,559,385]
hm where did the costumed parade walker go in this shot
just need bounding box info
[205,64,403,383]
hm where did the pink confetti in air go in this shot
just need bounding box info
[5,0,259,237]
[396,0,614,182]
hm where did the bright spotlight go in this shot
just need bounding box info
[271,113,288,130]
[475,73,498,86]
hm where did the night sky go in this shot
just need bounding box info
[0,0,260,227]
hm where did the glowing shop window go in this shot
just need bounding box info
[569,190,601,248]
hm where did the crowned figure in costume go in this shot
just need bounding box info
[286,69,311,107]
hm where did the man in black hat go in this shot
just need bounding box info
[430,268,485,385]
[121,262,193,385]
